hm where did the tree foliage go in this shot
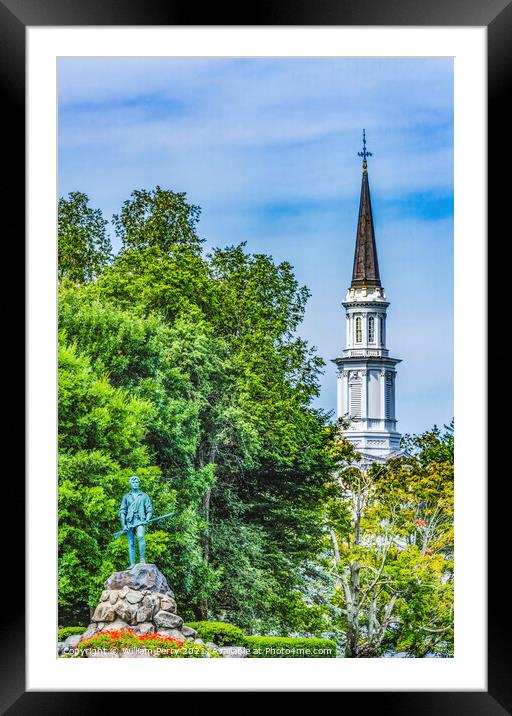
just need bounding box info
[113,186,203,254]
[58,192,112,283]
[58,335,176,623]
[58,289,220,620]
[324,422,454,657]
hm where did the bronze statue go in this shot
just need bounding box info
[118,475,153,569]
[114,476,173,569]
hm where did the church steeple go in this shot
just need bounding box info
[332,131,401,464]
[351,130,381,288]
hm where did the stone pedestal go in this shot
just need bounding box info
[81,563,196,642]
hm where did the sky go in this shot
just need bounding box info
[58,57,454,436]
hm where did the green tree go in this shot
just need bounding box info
[325,422,454,657]
[58,334,177,623]
[58,287,221,619]
[96,192,336,630]
[199,245,337,630]
[113,186,203,253]
[58,191,112,283]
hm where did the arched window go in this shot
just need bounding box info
[379,315,385,345]
[355,316,362,343]
[368,316,375,343]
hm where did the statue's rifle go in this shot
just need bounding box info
[113,511,174,539]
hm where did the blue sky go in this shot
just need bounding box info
[58,57,453,436]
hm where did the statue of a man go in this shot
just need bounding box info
[119,475,153,569]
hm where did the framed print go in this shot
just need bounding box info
[4,0,506,709]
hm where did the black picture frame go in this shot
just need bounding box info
[6,0,502,710]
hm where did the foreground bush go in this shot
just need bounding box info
[66,629,221,658]
[245,636,336,658]
[58,626,87,641]
[185,621,247,646]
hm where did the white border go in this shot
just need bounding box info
[27,26,486,691]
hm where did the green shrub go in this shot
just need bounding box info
[58,626,87,641]
[185,621,247,646]
[245,636,336,658]
[66,628,220,658]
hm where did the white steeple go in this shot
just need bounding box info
[333,132,401,462]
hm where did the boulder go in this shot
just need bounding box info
[160,596,177,613]
[154,610,183,630]
[125,590,144,604]
[181,626,197,638]
[104,564,170,594]
[98,618,129,632]
[62,633,84,650]
[131,622,155,636]
[114,601,138,625]
[135,604,154,623]
[141,593,160,615]
[92,602,116,623]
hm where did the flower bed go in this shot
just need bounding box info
[67,628,221,658]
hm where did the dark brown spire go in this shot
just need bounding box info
[351,131,381,288]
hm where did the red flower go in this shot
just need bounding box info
[78,627,185,649]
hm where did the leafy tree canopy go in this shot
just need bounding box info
[113,186,203,254]
[58,191,112,284]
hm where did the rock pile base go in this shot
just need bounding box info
[59,563,204,655]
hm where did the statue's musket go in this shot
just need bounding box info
[113,512,174,539]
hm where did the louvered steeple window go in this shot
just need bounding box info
[368,316,375,343]
[355,317,362,343]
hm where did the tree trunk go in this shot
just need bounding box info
[344,562,361,657]
[191,602,206,621]
[330,529,341,564]
[201,487,211,563]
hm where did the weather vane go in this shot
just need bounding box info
[358,129,372,170]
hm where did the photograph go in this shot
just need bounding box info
[56,56,454,660]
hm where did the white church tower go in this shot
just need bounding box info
[333,131,401,462]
